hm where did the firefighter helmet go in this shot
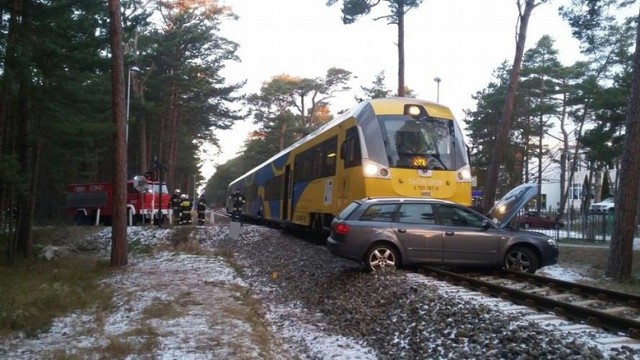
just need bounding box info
[174,189,181,195]
[180,194,188,200]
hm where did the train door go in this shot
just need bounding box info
[339,126,363,209]
[282,164,291,221]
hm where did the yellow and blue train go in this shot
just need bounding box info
[227,97,472,232]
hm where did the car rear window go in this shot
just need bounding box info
[359,204,397,222]
[336,201,360,220]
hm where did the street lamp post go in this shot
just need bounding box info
[126,66,141,144]
[433,76,441,103]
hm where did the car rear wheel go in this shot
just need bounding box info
[365,244,399,272]
[504,246,539,273]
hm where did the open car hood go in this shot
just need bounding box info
[488,183,539,228]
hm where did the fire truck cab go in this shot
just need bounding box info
[66,176,172,226]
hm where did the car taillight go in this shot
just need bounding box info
[335,223,350,235]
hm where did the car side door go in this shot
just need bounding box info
[391,203,443,263]
[435,204,501,265]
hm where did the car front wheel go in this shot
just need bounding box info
[365,244,399,272]
[504,246,539,273]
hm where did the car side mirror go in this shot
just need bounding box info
[481,219,491,228]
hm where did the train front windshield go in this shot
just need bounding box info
[378,115,468,171]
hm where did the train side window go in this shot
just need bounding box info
[294,135,337,182]
[341,126,362,168]
[265,175,283,200]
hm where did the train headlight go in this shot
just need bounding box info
[362,159,390,179]
[456,165,472,182]
[364,163,378,176]
[403,104,426,119]
[407,105,421,116]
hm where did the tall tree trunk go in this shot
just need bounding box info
[536,70,545,213]
[108,0,128,267]
[157,113,165,185]
[139,96,148,174]
[537,115,543,213]
[0,3,18,244]
[300,96,307,130]
[557,87,569,221]
[606,7,640,280]
[18,137,40,257]
[16,75,32,257]
[279,123,287,151]
[593,169,603,203]
[0,0,20,154]
[482,0,538,212]
[15,0,35,258]
[396,0,405,97]
[167,83,179,189]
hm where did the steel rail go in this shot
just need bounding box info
[421,267,640,339]
[497,270,640,307]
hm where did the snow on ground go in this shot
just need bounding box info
[1,226,378,359]
[2,227,275,359]
[536,264,592,282]
[1,225,639,359]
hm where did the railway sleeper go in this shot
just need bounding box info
[571,299,603,307]
[599,306,637,315]
[522,287,553,296]
[546,293,577,301]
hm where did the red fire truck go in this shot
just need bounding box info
[66,176,172,225]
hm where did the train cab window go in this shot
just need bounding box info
[341,126,362,169]
[379,115,455,171]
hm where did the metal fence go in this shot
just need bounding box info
[517,211,620,242]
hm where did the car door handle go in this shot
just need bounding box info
[397,228,407,233]
[445,231,455,236]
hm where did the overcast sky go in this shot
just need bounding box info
[203,0,583,178]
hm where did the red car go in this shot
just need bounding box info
[518,211,564,229]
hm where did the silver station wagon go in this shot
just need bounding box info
[327,184,558,273]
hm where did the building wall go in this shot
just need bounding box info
[539,169,617,214]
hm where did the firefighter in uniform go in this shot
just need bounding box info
[180,194,192,225]
[197,195,207,225]
[230,188,246,225]
[170,189,182,224]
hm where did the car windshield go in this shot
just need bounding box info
[378,115,467,171]
[600,198,614,204]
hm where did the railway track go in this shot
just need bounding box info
[420,266,640,339]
